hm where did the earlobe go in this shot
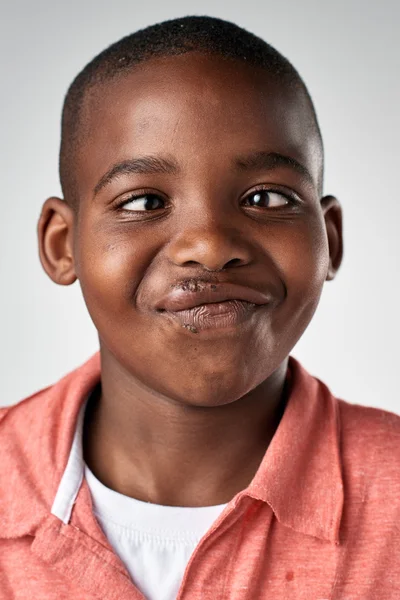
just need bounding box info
[320,195,344,281]
[37,197,77,285]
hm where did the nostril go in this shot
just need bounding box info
[183,260,201,267]
[226,258,243,267]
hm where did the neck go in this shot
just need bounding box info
[83,350,290,507]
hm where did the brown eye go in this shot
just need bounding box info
[244,190,289,208]
[122,194,165,211]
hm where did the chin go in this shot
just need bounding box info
[161,370,260,408]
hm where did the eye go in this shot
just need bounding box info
[120,194,165,211]
[243,190,290,209]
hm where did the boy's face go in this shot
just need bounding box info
[40,53,342,406]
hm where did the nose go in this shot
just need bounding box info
[166,219,253,272]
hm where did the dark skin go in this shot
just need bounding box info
[38,53,343,507]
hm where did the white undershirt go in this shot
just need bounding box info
[84,466,227,600]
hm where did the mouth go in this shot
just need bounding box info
[155,281,272,333]
[161,299,263,332]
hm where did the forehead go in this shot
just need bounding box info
[77,53,322,195]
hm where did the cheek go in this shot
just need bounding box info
[75,222,152,324]
[282,228,328,291]
[271,216,329,338]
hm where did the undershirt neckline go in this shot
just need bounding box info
[85,465,228,544]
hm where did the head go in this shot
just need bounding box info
[38,16,343,406]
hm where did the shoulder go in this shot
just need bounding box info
[0,353,101,438]
[338,399,400,496]
[0,386,53,447]
[0,386,51,418]
[0,405,9,422]
[339,398,400,450]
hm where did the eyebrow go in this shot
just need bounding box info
[93,150,314,197]
[93,156,179,196]
[234,151,314,185]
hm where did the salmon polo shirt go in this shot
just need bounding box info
[1,353,400,599]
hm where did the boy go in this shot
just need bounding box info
[1,14,399,600]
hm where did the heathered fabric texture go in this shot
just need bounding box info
[0,352,399,599]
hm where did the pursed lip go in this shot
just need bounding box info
[155,282,273,312]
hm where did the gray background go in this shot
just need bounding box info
[1,0,399,411]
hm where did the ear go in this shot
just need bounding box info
[320,195,344,281]
[37,197,77,285]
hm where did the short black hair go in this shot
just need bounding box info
[60,15,323,207]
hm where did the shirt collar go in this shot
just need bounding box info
[0,353,101,539]
[0,353,343,543]
[246,360,344,542]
